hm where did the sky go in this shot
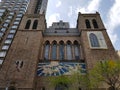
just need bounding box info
[46,0,120,50]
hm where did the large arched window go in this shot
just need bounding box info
[32,20,38,29]
[66,41,72,60]
[92,19,98,28]
[59,41,64,60]
[25,20,31,29]
[51,41,57,60]
[44,41,50,60]
[74,41,80,60]
[89,33,100,47]
[85,19,91,28]
[55,83,68,90]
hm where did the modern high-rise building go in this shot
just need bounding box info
[0,0,118,90]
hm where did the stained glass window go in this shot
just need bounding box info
[59,41,64,60]
[51,41,57,60]
[89,33,100,47]
[74,41,80,60]
[66,41,72,60]
[44,41,50,60]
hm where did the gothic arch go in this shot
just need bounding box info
[59,40,64,45]
[92,19,98,28]
[73,40,79,45]
[25,20,31,29]
[55,83,68,90]
[66,40,72,60]
[51,41,57,60]
[8,86,16,90]
[89,33,100,47]
[32,20,38,29]
[59,40,65,60]
[74,40,80,60]
[66,40,72,45]
[44,40,50,60]
[85,19,91,28]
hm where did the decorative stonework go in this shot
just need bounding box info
[37,61,86,76]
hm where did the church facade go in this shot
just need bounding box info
[0,0,118,90]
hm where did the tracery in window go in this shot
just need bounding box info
[66,41,72,60]
[89,33,100,47]
[74,41,80,60]
[44,41,50,60]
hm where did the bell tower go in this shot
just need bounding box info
[77,12,118,69]
[0,0,47,89]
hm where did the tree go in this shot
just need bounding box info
[49,75,73,90]
[89,60,120,90]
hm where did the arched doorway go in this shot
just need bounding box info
[8,86,16,90]
[55,83,68,90]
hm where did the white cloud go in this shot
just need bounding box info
[68,6,73,17]
[47,13,60,27]
[105,0,120,44]
[75,0,101,13]
[56,0,61,8]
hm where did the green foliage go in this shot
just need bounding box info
[49,60,120,90]
[49,75,73,87]
[89,60,120,89]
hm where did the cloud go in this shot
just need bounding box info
[75,0,101,13]
[105,0,120,44]
[56,0,61,8]
[47,13,60,27]
[68,6,73,17]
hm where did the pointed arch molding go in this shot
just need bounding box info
[87,31,107,49]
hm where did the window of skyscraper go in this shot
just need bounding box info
[10,30,16,34]
[7,16,13,19]
[7,34,14,39]
[0,32,4,37]
[2,45,9,50]
[3,23,9,27]
[11,25,18,29]
[0,51,6,57]
[5,19,11,23]
[15,18,21,21]
[4,39,12,44]
[0,59,3,64]
[13,21,19,25]
[1,28,7,32]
